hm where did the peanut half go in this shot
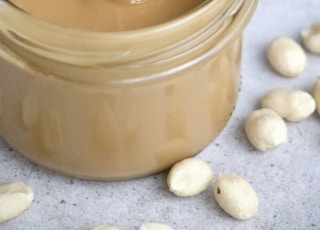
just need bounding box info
[214,174,259,220]
[313,76,320,115]
[245,108,287,151]
[167,158,213,197]
[0,182,34,223]
[261,88,315,122]
[88,225,120,230]
[301,23,320,54]
[267,36,306,77]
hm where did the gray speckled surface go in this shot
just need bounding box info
[1,0,320,229]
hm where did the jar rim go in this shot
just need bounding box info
[0,0,241,53]
[0,0,258,84]
[2,0,223,36]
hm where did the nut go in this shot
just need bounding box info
[214,174,259,220]
[313,76,320,115]
[140,222,174,230]
[301,23,320,54]
[261,88,316,121]
[88,225,120,230]
[245,108,287,151]
[167,158,214,197]
[0,182,34,223]
[267,36,306,77]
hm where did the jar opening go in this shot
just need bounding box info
[5,0,208,32]
[0,0,258,84]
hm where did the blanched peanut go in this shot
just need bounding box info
[261,88,316,121]
[214,174,259,220]
[301,23,320,54]
[88,225,120,230]
[267,37,306,77]
[313,76,320,115]
[245,108,287,151]
[140,222,174,230]
[167,158,213,197]
[0,182,34,223]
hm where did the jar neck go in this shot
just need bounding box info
[0,0,257,85]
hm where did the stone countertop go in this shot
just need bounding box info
[1,0,320,229]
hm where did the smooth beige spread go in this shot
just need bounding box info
[0,38,241,179]
[0,0,254,179]
[9,0,205,31]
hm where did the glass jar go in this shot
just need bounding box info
[0,0,257,180]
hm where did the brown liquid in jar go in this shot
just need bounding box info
[9,0,205,31]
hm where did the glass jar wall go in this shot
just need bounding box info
[0,0,257,180]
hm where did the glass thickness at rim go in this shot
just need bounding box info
[0,0,258,84]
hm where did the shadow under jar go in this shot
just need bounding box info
[0,0,257,180]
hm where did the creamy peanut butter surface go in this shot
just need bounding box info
[9,0,205,31]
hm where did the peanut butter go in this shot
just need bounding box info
[9,0,205,31]
[0,39,240,179]
[0,0,258,180]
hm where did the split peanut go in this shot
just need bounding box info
[301,23,320,54]
[0,182,34,223]
[245,108,287,151]
[261,88,316,122]
[214,174,259,220]
[267,36,306,77]
[167,158,213,197]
